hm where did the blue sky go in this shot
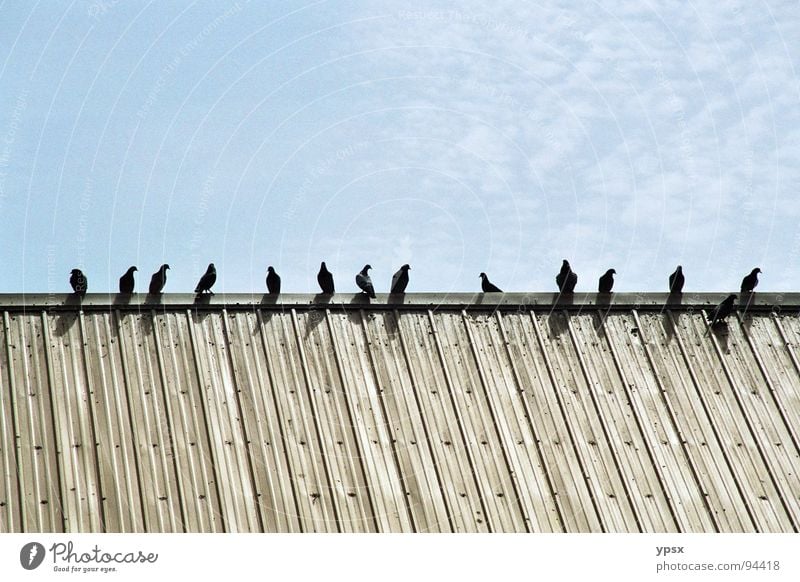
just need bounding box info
[0,1,798,294]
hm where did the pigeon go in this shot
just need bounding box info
[598,269,616,293]
[148,264,170,294]
[740,268,761,293]
[708,294,737,328]
[356,264,376,298]
[266,266,281,294]
[70,269,87,296]
[669,265,684,294]
[194,263,217,294]
[390,264,410,294]
[317,262,335,294]
[119,266,137,294]
[556,260,578,293]
[479,272,502,293]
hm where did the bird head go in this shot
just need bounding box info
[267,266,275,273]
[163,264,170,271]
[753,267,762,274]
[562,259,570,267]
[402,264,410,271]
[479,272,487,279]
[320,261,327,269]
[70,269,82,276]
[363,264,372,272]
[607,269,616,275]
[726,294,738,303]
[207,263,215,272]
[676,265,682,272]
[129,266,138,273]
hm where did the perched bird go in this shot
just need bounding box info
[148,264,170,294]
[479,272,502,293]
[390,264,411,294]
[708,294,737,328]
[740,268,761,293]
[556,260,578,293]
[119,266,137,294]
[668,266,684,294]
[266,266,281,294]
[598,269,616,293]
[317,262,335,294]
[356,264,376,298]
[194,263,217,294]
[70,269,87,296]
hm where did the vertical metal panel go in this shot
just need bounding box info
[534,311,640,531]
[462,311,561,532]
[604,312,713,531]
[500,311,602,532]
[224,310,301,532]
[680,311,791,531]
[396,312,488,532]
[3,302,800,532]
[362,310,452,532]
[80,311,143,532]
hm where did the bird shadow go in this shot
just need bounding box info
[312,293,333,306]
[194,293,212,306]
[143,293,163,307]
[552,292,574,307]
[113,293,133,306]
[53,311,78,337]
[383,310,400,339]
[739,293,755,313]
[596,293,612,308]
[349,293,372,306]
[139,313,155,336]
[260,294,279,306]
[547,310,568,339]
[666,292,683,307]
[662,313,677,343]
[709,322,731,352]
[387,293,407,306]
[303,309,327,339]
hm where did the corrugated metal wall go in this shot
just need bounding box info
[1,295,799,532]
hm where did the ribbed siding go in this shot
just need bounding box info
[1,296,799,532]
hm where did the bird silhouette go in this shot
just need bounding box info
[119,266,137,294]
[70,269,87,296]
[556,260,577,292]
[149,264,170,294]
[390,264,410,294]
[708,294,737,328]
[740,268,761,293]
[194,263,217,294]
[266,266,281,294]
[317,262,335,294]
[598,269,616,293]
[479,272,502,293]
[669,266,684,294]
[356,264,376,298]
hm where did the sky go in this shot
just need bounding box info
[0,1,798,294]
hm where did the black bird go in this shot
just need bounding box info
[740,268,761,293]
[356,264,376,298]
[669,265,684,294]
[708,294,737,328]
[70,269,87,296]
[598,269,616,293]
[317,262,335,294]
[148,264,170,294]
[194,263,217,294]
[390,264,410,294]
[119,266,137,294]
[556,260,578,292]
[479,272,502,293]
[266,266,281,294]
